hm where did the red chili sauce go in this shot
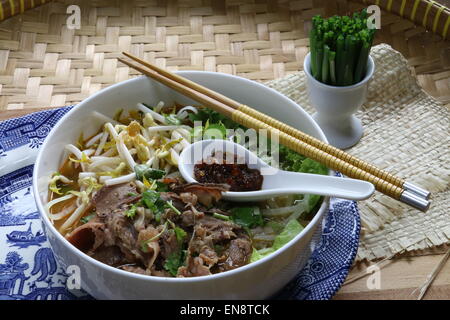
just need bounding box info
[194,152,263,192]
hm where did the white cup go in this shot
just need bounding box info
[304,53,375,149]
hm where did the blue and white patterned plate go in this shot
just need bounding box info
[0,107,360,300]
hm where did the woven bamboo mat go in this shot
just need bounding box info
[0,0,449,110]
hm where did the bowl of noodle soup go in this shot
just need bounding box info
[33,71,331,299]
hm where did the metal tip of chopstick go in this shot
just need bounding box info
[400,191,431,212]
[403,181,431,200]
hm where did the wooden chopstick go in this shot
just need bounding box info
[122,52,430,201]
[118,56,430,212]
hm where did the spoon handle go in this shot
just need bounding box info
[267,171,375,200]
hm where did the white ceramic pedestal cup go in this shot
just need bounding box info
[304,53,375,149]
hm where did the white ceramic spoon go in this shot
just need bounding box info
[179,139,375,202]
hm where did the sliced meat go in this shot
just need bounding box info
[179,215,245,277]
[160,230,179,260]
[103,209,142,263]
[197,215,237,242]
[121,265,152,276]
[172,183,229,207]
[179,192,198,206]
[92,182,140,217]
[90,246,126,266]
[66,218,106,253]
[178,257,211,277]
[159,192,186,211]
[219,236,252,272]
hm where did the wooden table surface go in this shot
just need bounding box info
[1,108,449,300]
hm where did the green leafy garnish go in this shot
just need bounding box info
[81,213,96,224]
[142,190,166,213]
[213,212,231,221]
[164,250,186,276]
[251,219,304,262]
[250,247,274,263]
[298,158,328,175]
[230,207,264,229]
[125,204,138,219]
[164,113,181,125]
[165,200,181,215]
[189,108,243,130]
[203,120,227,140]
[272,219,304,250]
[155,181,169,192]
[135,164,166,181]
[266,221,284,233]
[174,227,187,243]
[279,145,306,172]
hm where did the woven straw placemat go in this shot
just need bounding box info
[267,43,450,261]
[0,0,449,110]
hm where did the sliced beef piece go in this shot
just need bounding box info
[197,215,237,242]
[171,183,229,207]
[103,209,143,263]
[90,246,126,267]
[180,209,204,228]
[179,192,198,206]
[160,229,179,260]
[159,192,186,212]
[66,218,106,253]
[178,257,211,277]
[150,266,172,277]
[179,215,248,277]
[92,182,140,217]
[218,234,252,272]
[121,265,152,276]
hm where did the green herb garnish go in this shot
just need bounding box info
[164,113,181,125]
[164,250,186,276]
[81,213,96,224]
[309,9,376,86]
[213,212,231,221]
[135,164,166,181]
[125,204,138,219]
[230,207,264,229]
[165,200,181,215]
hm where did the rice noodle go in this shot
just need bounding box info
[100,148,115,157]
[146,126,178,132]
[137,103,166,124]
[262,204,300,217]
[154,101,164,113]
[46,194,75,212]
[60,203,88,234]
[83,149,96,157]
[48,203,77,222]
[104,173,136,186]
[92,112,119,126]
[95,132,109,156]
[65,144,83,159]
[85,132,103,147]
[89,157,122,170]
[115,132,136,170]
[176,106,198,119]
[78,172,96,179]
[105,122,119,141]
[99,176,113,183]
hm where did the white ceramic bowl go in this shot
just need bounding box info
[33,72,331,300]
